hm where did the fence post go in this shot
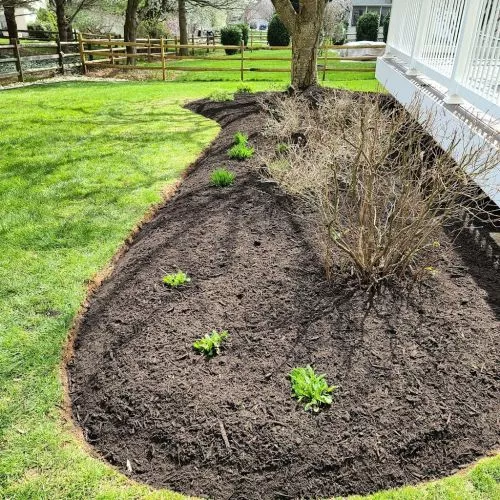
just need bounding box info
[78,32,86,74]
[160,36,166,81]
[240,40,244,81]
[174,35,178,56]
[322,42,327,81]
[147,35,151,62]
[11,38,23,82]
[206,33,209,54]
[191,34,194,56]
[108,34,114,64]
[56,37,65,75]
[250,30,253,51]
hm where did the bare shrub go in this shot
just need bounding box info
[261,91,499,286]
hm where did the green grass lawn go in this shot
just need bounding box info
[165,48,375,84]
[0,80,498,499]
[0,38,52,45]
[94,48,378,91]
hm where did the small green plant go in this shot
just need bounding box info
[228,131,254,160]
[210,168,235,187]
[209,90,234,102]
[236,84,253,94]
[162,271,191,287]
[228,143,255,160]
[290,365,337,412]
[276,142,289,155]
[234,131,248,145]
[424,266,439,277]
[193,329,229,357]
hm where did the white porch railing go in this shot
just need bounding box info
[386,0,500,120]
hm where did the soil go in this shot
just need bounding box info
[68,92,500,499]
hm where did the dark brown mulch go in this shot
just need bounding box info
[68,92,500,499]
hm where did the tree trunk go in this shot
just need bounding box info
[271,0,327,90]
[66,24,74,41]
[124,0,140,64]
[178,0,188,57]
[291,22,321,89]
[3,4,18,41]
[54,0,69,42]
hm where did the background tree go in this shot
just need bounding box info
[176,0,245,56]
[124,0,140,58]
[267,13,289,46]
[1,0,36,40]
[322,0,350,43]
[1,1,19,40]
[124,0,174,62]
[72,0,126,34]
[27,7,58,39]
[271,0,330,89]
[220,24,241,54]
[50,0,103,41]
[243,0,274,25]
[184,3,226,37]
[356,11,379,42]
[382,13,390,43]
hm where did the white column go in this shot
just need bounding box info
[444,0,484,104]
[406,0,432,76]
[384,0,402,58]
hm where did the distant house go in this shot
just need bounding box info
[350,0,392,27]
[347,0,392,40]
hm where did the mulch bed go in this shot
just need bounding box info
[68,91,500,499]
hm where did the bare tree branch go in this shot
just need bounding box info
[261,92,499,286]
[270,0,296,31]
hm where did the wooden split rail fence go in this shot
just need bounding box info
[82,30,269,50]
[78,35,382,81]
[0,39,80,82]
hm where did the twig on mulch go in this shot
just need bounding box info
[219,420,231,450]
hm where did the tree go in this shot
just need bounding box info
[1,0,36,40]
[124,0,175,62]
[382,14,390,43]
[2,1,18,40]
[356,11,379,42]
[271,0,329,89]
[176,0,244,56]
[51,0,99,41]
[72,0,126,34]
[27,7,58,39]
[323,0,350,42]
[177,0,187,54]
[243,0,274,25]
[124,0,140,59]
[267,13,289,46]
[220,25,241,54]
